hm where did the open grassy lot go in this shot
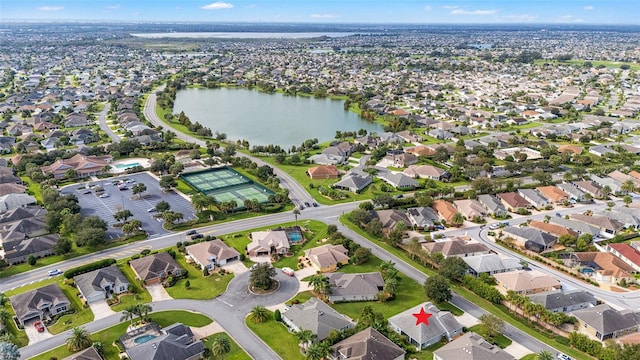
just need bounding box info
[164,250,234,300]
[31,310,212,360]
[202,333,252,360]
[245,310,304,360]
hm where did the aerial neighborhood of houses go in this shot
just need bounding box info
[0,21,640,360]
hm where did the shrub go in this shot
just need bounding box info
[203,267,209,276]
[274,309,281,321]
[28,255,36,266]
[141,249,151,256]
[239,254,246,261]
[166,250,176,259]
[185,280,191,289]
[64,259,117,278]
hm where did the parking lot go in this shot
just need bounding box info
[61,172,196,240]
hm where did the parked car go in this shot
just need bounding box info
[119,186,128,191]
[83,190,92,194]
[99,194,109,198]
[557,354,572,360]
[190,234,204,240]
[298,205,304,210]
[186,230,197,236]
[304,202,310,207]
[34,321,45,333]
[488,223,500,230]
[281,267,295,276]
[312,202,318,207]
[48,269,63,276]
[147,207,156,213]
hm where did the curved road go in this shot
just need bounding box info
[97,103,120,143]
[21,271,299,359]
[143,85,314,207]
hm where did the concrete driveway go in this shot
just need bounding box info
[24,319,54,345]
[146,284,173,301]
[221,261,248,275]
[88,300,116,320]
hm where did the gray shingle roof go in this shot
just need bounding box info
[10,283,70,323]
[572,304,640,336]
[129,252,182,282]
[388,302,462,345]
[502,226,558,247]
[74,265,128,298]
[331,327,405,360]
[283,297,353,341]
[528,290,597,311]
[326,272,384,298]
[462,254,523,274]
[433,332,516,360]
[125,323,205,360]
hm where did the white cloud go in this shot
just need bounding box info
[584,6,595,11]
[424,5,432,11]
[202,2,234,10]
[451,9,498,16]
[310,14,340,19]
[37,6,64,11]
[105,5,120,10]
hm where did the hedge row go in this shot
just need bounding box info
[64,258,117,279]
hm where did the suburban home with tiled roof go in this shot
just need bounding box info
[517,189,550,210]
[494,270,561,295]
[330,327,405,360]
[477,194,508,217]
[433,332,516,360]
[529,220,579,238]
[453,199,486,220]
[40,153,112,179]
[570,213,624,237]
[537,186,569,204]
[307,165,340,180]
[502,226,558,253]
[187,239,240,269]
[74,265,129,303]
[129,252,183,285]
[373,209,411,233]
[557,183,587,202]
[10,283,71,325]
[246,230,290,257]
[462,254,523,277]
[305,244,350,273]
[497,192,531,212]
[282,297,354,342]
[574,180,604,199]
[388,302,463,350]
[332,173,372,193]
[528,290,597,313]
[606,243,640,273]
[325,272,384,303]
[432,200,458,224]
[421,238,489,259]
[549,217,600,237]
[403,164,450,181]
[572,304,640,341]
[568,252,634,284]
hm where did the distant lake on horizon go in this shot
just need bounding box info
[173,88,383,148]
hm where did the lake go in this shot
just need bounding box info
[173,88,383,148]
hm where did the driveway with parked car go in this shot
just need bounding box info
[61,172,196,240]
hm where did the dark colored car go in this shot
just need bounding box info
[186,230,197,236]
[304,202,310,207]
[190,234,204,240]
[312,202,318,207]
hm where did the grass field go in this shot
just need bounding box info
[245,311,304,360]
[202,333,252,360]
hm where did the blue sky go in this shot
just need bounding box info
[2,1,638,24]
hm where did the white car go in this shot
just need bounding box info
[488,223,500,230]
[281,267,295,276]
[48,269,63,276]
[99,194,109,198]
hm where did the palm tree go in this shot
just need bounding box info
[295,329,316,353]
[120,307,135,325]
[191,193,210,213]
[66,327,92,352]
[383,277,399,298]
[308,275,330,298]
[622,179,636,194]
[305,341,330,360]
[210,336,231,359]
[0,309,10,327]
[0,293,7,307]
[293,208,300,226]
[379,260,396,278]
[451,212,465,227]
[248,305,269,324]
[537,350,554,360]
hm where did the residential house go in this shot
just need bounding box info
[529,220,579,238]
[432,200,459,225]
[382,151,418,168]
[403,165,450,181]
[0,215,48,243]
[606,243,640,273]
[10,283,70,325]
[396,130,423,143]
[2,234,58,265]
[453,199,486,220]
[325,272,384,303]
[609,170,640,189]
[570,213,624,237]
[568,252,634,284]
[247,230,290,257]
[129,252,183,285]
[591,175,622,195]
[574,180,604,199]
[74,265,130,303]
[388,302,463,350]
[462,254,523,277]
[557,183,587,202]
[537,186,569,204]
[433,332,516,360]
[497,192,531,212]
[124,323,205,360]
[589,145,618,157]
[373,209,411,233]
[501,226,558,253]
[64,113,90,127]
[304,244,350,273]
[493,270,561,295]
[421,238,490,259]
[599,207,640,230]
[63,347,103,360]
[330,327,405,360]
[187,239,240,269]
[528,290,597,313]
[0,193,37,212]
[332,173,372,193]
[308,165,340,180]
[517,189,550,210]
[40,153,112,179]
[282,298,354,342]
[378,172,418,189]
[573,304,640,341]
[549,217,600,237]
[406,207,440,230]
[477,194,508,217]
[308,153,344,165]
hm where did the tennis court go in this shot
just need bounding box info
[181,167,273,210]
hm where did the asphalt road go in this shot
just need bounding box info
[96,102,120,143]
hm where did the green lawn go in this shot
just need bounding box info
[111,263,152,312]
[468,324,512,348]
[520,354,538,360]
[164,250,234,300]
[245,311,304,360]
[2,303,28,347]
[202,333,252,360]
[436,301,464,316]
[409,340,447,360]
[31,310,212,360]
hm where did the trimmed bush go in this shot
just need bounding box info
[64,258,117,279]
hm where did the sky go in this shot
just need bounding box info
[1,0,638,25]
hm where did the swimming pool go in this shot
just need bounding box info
[133,334,157,344]
[115,162,142,169]
[288,233,303,242]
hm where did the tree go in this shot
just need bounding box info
[305,341,330,360]
[383,277,399,299]
[155,201,170,213]
[248,305,269,324]
[76,227,106,247]
[131,183,147,199]
[295,329,316,353]
[122,220,142,235]
[308,274,330,298]
[249,263,276,290]
[423,274,451,303]
[0,341,20,360]
[621,179,636,194]
[293,208,300,226]
[27,254,36,266]
[66,327,92,352]
[479,314,504,339]
[53,237,72,255]
[159,176,177,191]
[191,193,211,213]
[451,212,465,227]
[210,335,231,359]
[114,209,133,222]
[439,257,468,282]
[351,247,371,265]
[537,350,554,360]
[623,194,633,207]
